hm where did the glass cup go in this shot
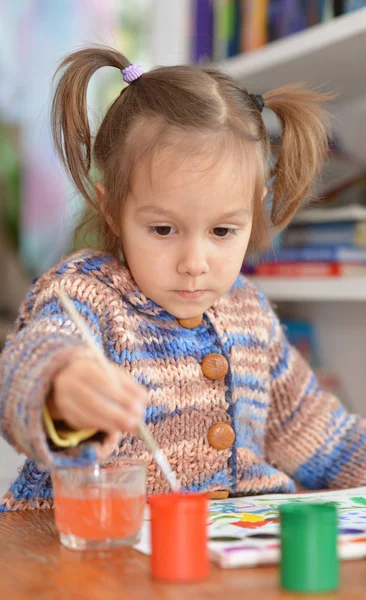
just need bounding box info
[52,459,146,551]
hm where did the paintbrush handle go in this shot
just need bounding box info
[58,290,180,492]
[138,423,180,492]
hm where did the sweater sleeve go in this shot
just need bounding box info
[0,282,105,470]
[265,306,366,490]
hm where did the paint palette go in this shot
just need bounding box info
[208,530,366,569]
[135,486,366,569]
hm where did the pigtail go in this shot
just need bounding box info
[264,84,332,231]
[51,46,130,208]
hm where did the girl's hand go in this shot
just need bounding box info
[47,356,147,434]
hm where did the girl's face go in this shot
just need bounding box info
[120,147,256,319]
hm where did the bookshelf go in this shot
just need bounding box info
[218,8,366,105]
[252,277,366,302]
[211,7,366,415]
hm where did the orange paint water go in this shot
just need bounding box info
[54,486,145,540]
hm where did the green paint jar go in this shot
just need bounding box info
[279,503,339,594]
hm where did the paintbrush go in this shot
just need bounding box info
[58,289,181,493]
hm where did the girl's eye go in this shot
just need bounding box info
[212,227,237,238]
[151,226,175,236]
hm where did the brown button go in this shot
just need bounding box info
[207,490,230,500]
[208,422,235,450]
[178,315,203,329]
[201,353,228,380]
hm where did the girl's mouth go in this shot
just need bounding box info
[174,290,207,299]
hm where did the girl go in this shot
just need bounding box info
[1,46,365,512]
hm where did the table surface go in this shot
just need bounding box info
[0,510,365,600]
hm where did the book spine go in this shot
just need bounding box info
[345,0,366,12]
[319,0,334,20]
[267,0,306,41]
[228,0,241,56]
[254,262,342,276]
[267,0,281,41]
[254,262,366,276]
[261,246,366,263]
[288,0,307,33]
[262,246,366,264]
[283,222,366,248]
[240,0,247,51]
[213,0,232,61]
[333,0,345,15]
[307,0,321,25]
[242,0,269,51]
[227,0,241,57]
[261,247,337,262]
[193,0,214,63]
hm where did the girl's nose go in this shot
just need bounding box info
[177,242,209,277]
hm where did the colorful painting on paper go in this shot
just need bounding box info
[208,486,366,538]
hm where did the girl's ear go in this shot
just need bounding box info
[95,181,120,237]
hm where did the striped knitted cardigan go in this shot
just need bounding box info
[1,250,366,511]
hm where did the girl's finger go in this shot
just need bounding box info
[65,399,138,434]
[67,382,141,432]
[77,372,147,419]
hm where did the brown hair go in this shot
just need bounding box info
[51,45,331,255]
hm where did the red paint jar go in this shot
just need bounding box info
[149,492,209,583]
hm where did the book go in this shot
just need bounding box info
[294,204,366,224]
[135,487,366,568]
[252,262,366,277]
[333,0,366,15]
[320,0,334,20]
[225,0,237,57]
[307,0,321,25]
[213,0,235,61]
[333,0,345,15]
[228,0,242,56]
[345,0,366,12]
[260,245,366,263]
[193,0,214,63]
[241,0,269,52]
[267,0,307,41]
[283,221,366,248]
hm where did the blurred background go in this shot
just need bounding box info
[0,0,365,492]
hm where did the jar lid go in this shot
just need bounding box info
[150,492,207,513]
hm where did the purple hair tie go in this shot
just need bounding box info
[122,63,143,84]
